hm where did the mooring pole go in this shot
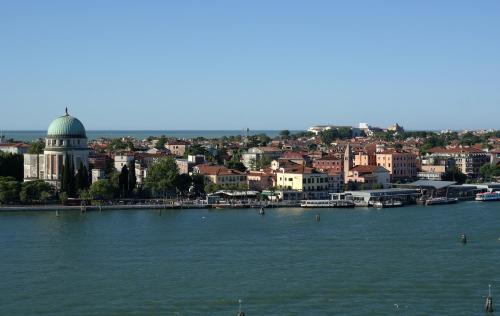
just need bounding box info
[485,284,494,313]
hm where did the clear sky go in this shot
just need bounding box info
[1,0,499,131]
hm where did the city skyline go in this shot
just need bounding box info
[1,1,499,130]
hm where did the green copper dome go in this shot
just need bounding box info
[47,110,86,138]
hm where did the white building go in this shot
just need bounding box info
[23,109,89,189]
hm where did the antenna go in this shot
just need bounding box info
[65,107,69,115]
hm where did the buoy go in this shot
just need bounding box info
[460,233,467,244]
[485,284,494,313]
[260,207,265,215]
[316,214,320,222]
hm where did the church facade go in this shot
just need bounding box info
[24,109,89,189]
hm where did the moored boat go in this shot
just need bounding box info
[425,197,458,205]
[372,200,403,208]
[301,193,355,208]
[475,191,500,201]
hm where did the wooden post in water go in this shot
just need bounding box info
[460,233,467,244]
[237,299,245,316]
[485,284,494,313]
[316,214,320,222]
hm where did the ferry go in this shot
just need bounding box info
[300,193,355,208]
[475,191,500,202]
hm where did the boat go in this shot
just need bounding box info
[475,191,500,201]
[372,200,403,208]
[259,207,265,215]
[301,193,355,208]
[425,197,458,205]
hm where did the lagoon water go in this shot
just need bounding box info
[0,202,499,315]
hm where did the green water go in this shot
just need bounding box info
[0,202,499,315]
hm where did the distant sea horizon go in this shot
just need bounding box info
[1,130,303,142]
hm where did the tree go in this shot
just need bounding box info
[75,162,89,193]
[442,167,467,184]
[256,155,272,170]
[28,140,45,154]
[279,130,291,139]
[318,129,338,145]
[88,179,116,200]
[204,182,218,194]
[19,180,52,204]
[0,153,24,181]
[61,155,70,193]
[118,165,129,197]
[227,160,246,172]
[191,174,205,195]
[337,127,353,140]
[174,173,192,195]
[155,136,167,150]
[69,158,76,197]
[0,177,20,204]
[107,139,128,151]
[480,164,500,181]
[145,157,179,197]
[128,159,137,194]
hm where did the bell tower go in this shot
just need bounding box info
[343,144,353,184]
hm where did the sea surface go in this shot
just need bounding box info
[1,130,297,142]
[0,202,499,315]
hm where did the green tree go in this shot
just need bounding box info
[279,130,291,139]
[0,153,24,181]
[75,162,89,193]
[19,180,53,204]
[318,129,338,145]
[155,136,167,150]
[107,139,128,151]
[191,174,205,195]
[442,167,467,184]
[128,159,137,194]
[118,165,129,197]
[174,173,192,195]
[145,157,179,197]
[61,155,71,193]
[337,127,353,139]
[88,179,116,200]
[480,164,500,181]
[28,140,45,154]
[204,182,218,194]
[227,160,246,172]
[0,177,20,204]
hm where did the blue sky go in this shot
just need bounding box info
[1,0,499,131]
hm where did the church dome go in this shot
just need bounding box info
[47,109,87,138]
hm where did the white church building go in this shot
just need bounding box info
[24,109,89,189]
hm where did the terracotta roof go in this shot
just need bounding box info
[351,165,387,174]
[280,151,307,159]
[0,143,29,148]
[196,164,245,176]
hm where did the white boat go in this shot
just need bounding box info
[475,191,500,201]
[425,197,458,205]
[301,193,355,208]
[372,200,403,208]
